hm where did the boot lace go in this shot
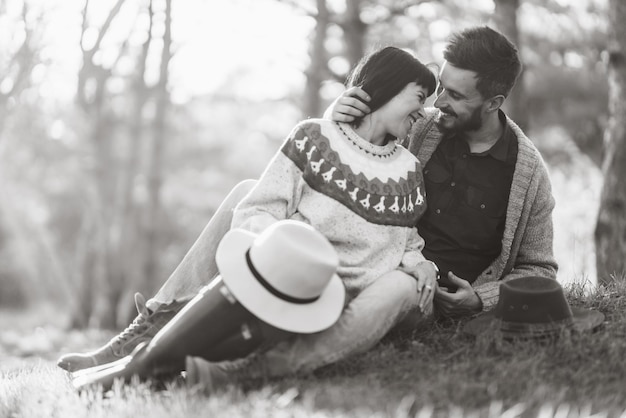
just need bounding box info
[111,293,151,346]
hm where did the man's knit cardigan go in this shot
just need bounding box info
[404,110,558,310]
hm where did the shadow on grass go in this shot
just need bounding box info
[258,279,626,416]
[2,280,626,417]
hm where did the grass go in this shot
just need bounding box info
[2,279,626,417]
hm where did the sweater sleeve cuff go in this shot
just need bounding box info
[474,282,501,311]
[401,251,427,271]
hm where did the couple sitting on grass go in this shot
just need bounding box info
[58,26,603,393]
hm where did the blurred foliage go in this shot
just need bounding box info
[0,0,611,326]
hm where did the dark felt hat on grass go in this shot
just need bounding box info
[463,276,604,338]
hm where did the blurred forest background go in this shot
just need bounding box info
[0,0,619,330]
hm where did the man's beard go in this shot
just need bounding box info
[437,105,483,134]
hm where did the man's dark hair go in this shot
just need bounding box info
[346,46,436,127]
[443,26,522,99]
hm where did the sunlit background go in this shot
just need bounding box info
[0,0,608,332]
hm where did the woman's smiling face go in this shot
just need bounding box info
[377,82,429,140]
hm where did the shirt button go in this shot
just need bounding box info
[462,154,467,159]
[480,204,486,209]
[435,209,441,214]
[451,182,456,187]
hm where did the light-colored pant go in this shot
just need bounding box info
[148,180,429,378]
[235,269,426,378]
[147,179,258,311]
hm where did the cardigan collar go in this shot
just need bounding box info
[410,110,540,279]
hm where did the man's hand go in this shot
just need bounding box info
[323,86,371,122]
[434,271,482,318]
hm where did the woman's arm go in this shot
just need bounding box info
[231,124,308,233]
[398,227,437,312]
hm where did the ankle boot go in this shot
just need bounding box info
[72,276,266,391]
[57,293,187,372]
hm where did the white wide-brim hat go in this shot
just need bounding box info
[216,220,345,334]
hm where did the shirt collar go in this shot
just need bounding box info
[485,110,514,162]
[448,110,513,163]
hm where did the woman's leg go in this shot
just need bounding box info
[187,270,431,388]
[259,270,428,374]
[72,277,270,392]
[147,179,257,310]
[58,180,257,372]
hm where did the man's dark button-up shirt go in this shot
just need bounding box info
[417,112,518,289]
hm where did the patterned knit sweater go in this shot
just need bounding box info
[404,109,558,310]
[232,119,428,299]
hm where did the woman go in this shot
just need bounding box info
[186,46,439,388]
[70,46,439,391]
[233,46,437,305]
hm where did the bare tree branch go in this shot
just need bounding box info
[363,0,436,25]
[90,0,126,54]
[77,0,126,109]
[80,0,89,52]
[274,0,317,16]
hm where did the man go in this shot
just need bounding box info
[329,26,557,317]
[58,26,556,377]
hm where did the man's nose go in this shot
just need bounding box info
[433,92,445,109]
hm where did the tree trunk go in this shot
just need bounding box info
[341,0,366,70]
[0,1,37,140]
[595,0,626,285]
[135,0,173,314]
[92,107,120,329]
[116,0,154,327]
[492,0,528,130]
[302,0,328,118]
[74,0,126,328]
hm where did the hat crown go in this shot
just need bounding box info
[248,221,339,302]
[495,277,573,325]
[463,276,604,338]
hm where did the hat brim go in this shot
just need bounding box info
[463,307,605,338]
[215,228,345,334]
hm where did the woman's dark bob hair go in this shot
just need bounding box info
[345,46,437,127]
